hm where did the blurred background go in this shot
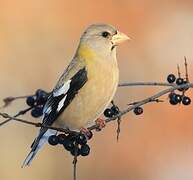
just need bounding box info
[1,0,193,179]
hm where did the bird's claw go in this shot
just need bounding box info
[80,127,92,139]
[95,118,106,131]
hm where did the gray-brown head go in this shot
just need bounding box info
[79,24,130,57]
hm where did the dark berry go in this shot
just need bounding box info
[169,93,178,105]
[63,140,75,151]
[104,108,114,118]
[133,107,143,115]
[178,79,189,91]
[31,106,43,118]
[26,96,35,107]
[182,96,191,105]
[176,78,184,85]
[58,134,67,144]
[70,147,81,156]
[66,134,76,142]
[37,96,47,105]
[169,98,178,105]
[169,93,176,99]
[111,105,119,115]
[35,89,47,97]
[167,74,176,83]
[183,80,189,91]
[80,144,90,156]
[169,93,182,103]
[31,107,43,118]
[76,134,87,145]
[36,89,48,105]
[48,135,59,146]
[175,94,182,103]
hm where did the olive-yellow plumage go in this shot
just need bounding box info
[22,24,130,167]
[55,43,119,130]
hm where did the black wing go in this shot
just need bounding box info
[31,67,88,150]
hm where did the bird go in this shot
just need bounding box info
[22,24,130,167]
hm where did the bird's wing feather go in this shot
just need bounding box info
[31,62,87,151]
[23,59,88,167]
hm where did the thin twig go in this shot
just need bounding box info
[0,112,71,133]
[118,82,173,87]
[0,95,33,109]
[128,98,163,106]
[0,107,33,126]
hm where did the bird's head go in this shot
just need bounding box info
[78,24,130,58]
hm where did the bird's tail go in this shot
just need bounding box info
[22,129,57,167]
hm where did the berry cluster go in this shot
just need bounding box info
[26,89,49,117]
[103,104,120,118]
[167,74,191,105]
[104,102,143,118]
[26,89,93,158]
[48,132,93,157]
[167,74,189,91]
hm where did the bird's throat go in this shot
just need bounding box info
[77,44,96,60]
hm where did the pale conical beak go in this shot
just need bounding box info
[111,31,130,45]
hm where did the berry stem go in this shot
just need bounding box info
[177,64,181,78]
[111,100,122,141]
[116,117,121,142]
[73,142,79,180]
[184,56,189,82]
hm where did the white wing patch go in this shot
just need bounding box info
[57,95,67,112]
[53,80,71,97]
[43,106,52,114]
[42,106,52,120]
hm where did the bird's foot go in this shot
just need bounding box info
[80,127,92,139]
[95,118,106,131]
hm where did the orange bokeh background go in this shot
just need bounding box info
[1,0,193,179]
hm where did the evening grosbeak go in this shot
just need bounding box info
[22,24,130,167]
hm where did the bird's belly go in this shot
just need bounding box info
[54,64,119,130]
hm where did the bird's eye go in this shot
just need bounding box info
[102,31,110,38]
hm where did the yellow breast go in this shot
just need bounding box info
[54,44,119,130]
